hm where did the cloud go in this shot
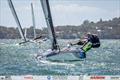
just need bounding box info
[0,1,119,28]
[50,4,119,26]
[51,4,106,13]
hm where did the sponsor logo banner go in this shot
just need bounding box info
[0,75,120,80]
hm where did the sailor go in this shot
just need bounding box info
[70,32,100,59]
[36,32,100,60]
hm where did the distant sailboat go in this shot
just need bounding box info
[24,28,27,39]
[7,0,27,42]
[31,3,36,39]
[7,0,41,45]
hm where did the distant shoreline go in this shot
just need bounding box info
[0,17,120,39]
[0,38,120,40]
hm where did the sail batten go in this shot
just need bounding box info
[40,0,58,50]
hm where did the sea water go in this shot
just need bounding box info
[0,39,120,75]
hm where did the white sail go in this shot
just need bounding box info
[24,28,27,39]
[31,3,36,39]
[7,0,27,42]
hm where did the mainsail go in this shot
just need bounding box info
[40,0,58,50]
[7,0,27,42]
[31,3,36,39]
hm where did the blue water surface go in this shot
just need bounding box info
[0,39,120,75]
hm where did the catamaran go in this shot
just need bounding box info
[7,0,45,45]
[7,0,83,61]
[36,0,82,61]
[7,0,27,43]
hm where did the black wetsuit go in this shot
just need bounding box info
[87,34,100,48]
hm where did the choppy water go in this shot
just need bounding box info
[0,39,120,75]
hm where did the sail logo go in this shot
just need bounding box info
[24,75,33,80]
[47,76,52,80]
[110,76,120,80]
[90,76,105,80]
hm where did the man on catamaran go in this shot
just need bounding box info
[37,32,100,59]
[36,0,100,60]
[69,32,100,59]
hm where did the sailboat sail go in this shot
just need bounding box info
[7,0,27,42]
[40,0,58,50]
[31,3,36,39]
[24,28,27,39]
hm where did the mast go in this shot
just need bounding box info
[40,0,58,50]
[31,3,36,38]
[24,28,27,39]
[7,0,27,42]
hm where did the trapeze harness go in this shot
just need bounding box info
[74,34,100,59]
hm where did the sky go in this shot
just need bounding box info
[0,0,120,29]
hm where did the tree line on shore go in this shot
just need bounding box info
[0,17,120,39]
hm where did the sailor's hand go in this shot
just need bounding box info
[67,43,72,48]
